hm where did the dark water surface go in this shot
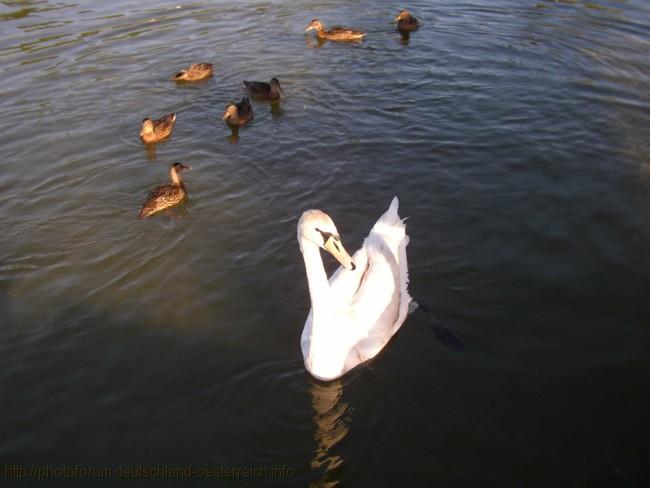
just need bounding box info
[1,0,650,485]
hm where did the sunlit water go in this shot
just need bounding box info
[1,0,650,485]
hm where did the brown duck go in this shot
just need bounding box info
[140,113,176,144]
[175,63,214,82]
[304,19,366,41]
[242,78,283,100]
[395,10,419,32]
[223,97,254,126]
[138,162,191,219]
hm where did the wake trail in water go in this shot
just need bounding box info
[410,292,467,353]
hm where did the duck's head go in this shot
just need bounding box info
[169,162,191,185]
[171,162,191,173]
[395,10,411,22]
[305,19,323,32]
[223,103,239,123]
[175,70,188,80]
[270,77,284,93]
[140,117,153,136]
[298,210,356,270]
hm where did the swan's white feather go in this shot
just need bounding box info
[301,197,412,379]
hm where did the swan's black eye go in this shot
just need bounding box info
[315,228,333,242]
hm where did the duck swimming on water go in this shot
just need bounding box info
[242,78,283,100]
[223,97,254,126]
[138,162,191,219]
[304,19,366,41]
[175,63,214,82]
[395,10,419,32]
[140,113,176,144]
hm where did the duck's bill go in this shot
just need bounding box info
[304,26,314,32]
[324,236,356,270]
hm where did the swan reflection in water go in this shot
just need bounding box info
[309,379,350,487]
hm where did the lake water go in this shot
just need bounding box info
[1,0,649,485]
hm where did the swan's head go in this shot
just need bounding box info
[305,19,323,33]
[298,210,356,270]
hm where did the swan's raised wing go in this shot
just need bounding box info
[333,198,412,360]
[327,196,403,302]
[347,233,402,359]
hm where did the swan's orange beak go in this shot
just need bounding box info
[324,235,355,270]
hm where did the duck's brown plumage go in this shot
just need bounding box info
[242,78,283,100]
[175,63,213,81]
[223,96,254,126]
[138,163,190,219]
[305,19,366,41]
[395,10,419,32]
[140,113,176,144]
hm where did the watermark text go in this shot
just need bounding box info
[3,464,295,481]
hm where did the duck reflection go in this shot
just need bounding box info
[144,143,157,160]
[228,126,239,144]
[270,100,283,122]
[399,31,410,45]
[167,202,191,220]
[309,379,349,487]
[305,35,327,49]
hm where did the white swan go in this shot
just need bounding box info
[298,197,412,380]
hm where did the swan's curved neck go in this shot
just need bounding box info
[300,236,348,379]
[300,238,331,321]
